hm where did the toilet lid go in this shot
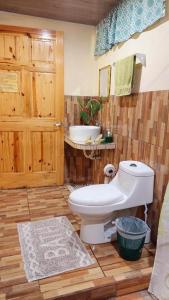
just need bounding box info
[69,184,124,206]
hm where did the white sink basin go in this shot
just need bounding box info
[69,125,100,144]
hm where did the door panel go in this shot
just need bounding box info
[0,26,64,189]
[0,34,17,61]
[31,131,56,172]
[33,72,55,117]
[31,38,55,63]
[0,70,23,117]
[0,130,24,173]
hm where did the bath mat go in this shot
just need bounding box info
[17,216,95,281]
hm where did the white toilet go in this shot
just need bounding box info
[69,161,154,244]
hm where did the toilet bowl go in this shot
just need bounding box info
[69,161,154,244]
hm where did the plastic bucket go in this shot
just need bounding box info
[115,216,148,261]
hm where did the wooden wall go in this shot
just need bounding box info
[64,91,169,242]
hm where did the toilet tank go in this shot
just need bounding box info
[111,161,154,206]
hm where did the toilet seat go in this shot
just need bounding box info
[69,184,124,206]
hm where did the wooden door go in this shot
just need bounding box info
[0,25,64,188]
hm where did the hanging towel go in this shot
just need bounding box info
[114,55,135,96]
[148,183,169,300]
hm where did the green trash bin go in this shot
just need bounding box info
[115,216,148,261]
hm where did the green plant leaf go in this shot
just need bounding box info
[89,100,101,118]
[80,111,90,125]
[78,97,103,125]
[77,97,85,110]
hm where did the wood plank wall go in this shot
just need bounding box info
[64,92,169,242]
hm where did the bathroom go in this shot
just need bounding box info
[0,0,169,299]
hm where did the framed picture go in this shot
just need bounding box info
[99,65,111,97]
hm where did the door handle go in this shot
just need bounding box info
[54,122,65,127]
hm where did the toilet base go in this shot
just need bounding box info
[80,221,117,244]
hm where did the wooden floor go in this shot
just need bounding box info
[0,186,156,300]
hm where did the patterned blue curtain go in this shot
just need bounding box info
[108,7,118,49]
[95,0,165,56]
[95,13,112,56]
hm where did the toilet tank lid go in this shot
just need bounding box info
[119,161,154,177]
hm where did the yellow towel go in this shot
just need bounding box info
[115,55,135,96]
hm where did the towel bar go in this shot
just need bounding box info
[112,53,146,67]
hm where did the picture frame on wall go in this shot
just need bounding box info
[99,65,111,97]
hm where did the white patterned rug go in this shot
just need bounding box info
[17,216,94,281]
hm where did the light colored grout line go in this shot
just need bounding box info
[26,187,32,220]
[89,244,106,278]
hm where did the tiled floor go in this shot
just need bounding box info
[0,186,155,299]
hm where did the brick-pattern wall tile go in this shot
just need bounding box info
[64,92,169,243]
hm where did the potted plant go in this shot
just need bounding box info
[77,97,103,125]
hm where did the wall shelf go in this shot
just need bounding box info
[65,136,116,151]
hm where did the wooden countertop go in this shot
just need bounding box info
[65,135,116,150]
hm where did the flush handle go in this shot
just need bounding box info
[130,163,137,167]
